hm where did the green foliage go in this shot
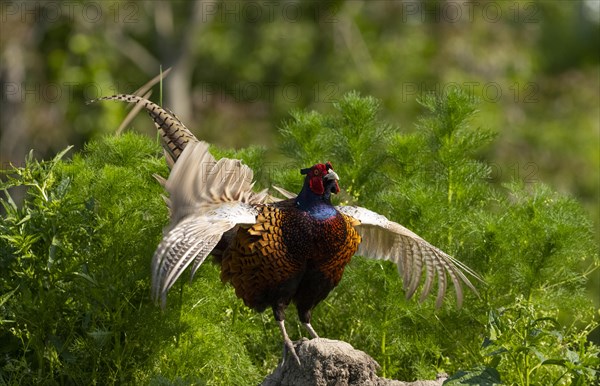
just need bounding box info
[141,264,268,386]
[444,366,502,386]
[0,134,269,385]
[0,134,166,384]
[481,296,598,385]
[1,91,598,384]
[448,296,598,385]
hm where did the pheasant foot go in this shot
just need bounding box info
[277,320,301,366]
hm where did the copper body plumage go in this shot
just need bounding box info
[92,94,481,364]
[219,203,361,317]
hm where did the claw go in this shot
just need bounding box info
[282,337,301,366]
[277,320,301,366]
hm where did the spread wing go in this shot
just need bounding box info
[336,205,481,308]
[272,185,297,199]
[152,141,264,307]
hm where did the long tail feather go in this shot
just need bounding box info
[88,94,199,163]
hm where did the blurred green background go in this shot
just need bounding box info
[1,1,598,227]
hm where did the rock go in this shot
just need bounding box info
[260,338,447,386]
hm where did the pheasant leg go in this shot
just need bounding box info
[277,320,301,365]
[303,322,319,339]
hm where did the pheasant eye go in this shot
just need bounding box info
[313,169,320,176]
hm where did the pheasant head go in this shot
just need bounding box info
[300,162,340,196]
[296,162,340,211]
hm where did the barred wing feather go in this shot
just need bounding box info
[152,142,260,307]
[336,205,480,308]
[152,216,236,308]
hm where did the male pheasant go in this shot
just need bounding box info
[92,94,481,364]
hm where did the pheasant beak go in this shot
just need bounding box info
[324,169,339,181]
[324,169,340,194]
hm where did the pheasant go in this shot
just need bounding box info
[91,94,481,364]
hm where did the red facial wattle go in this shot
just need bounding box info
[309,176,325,195]
[307,164,329,195]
